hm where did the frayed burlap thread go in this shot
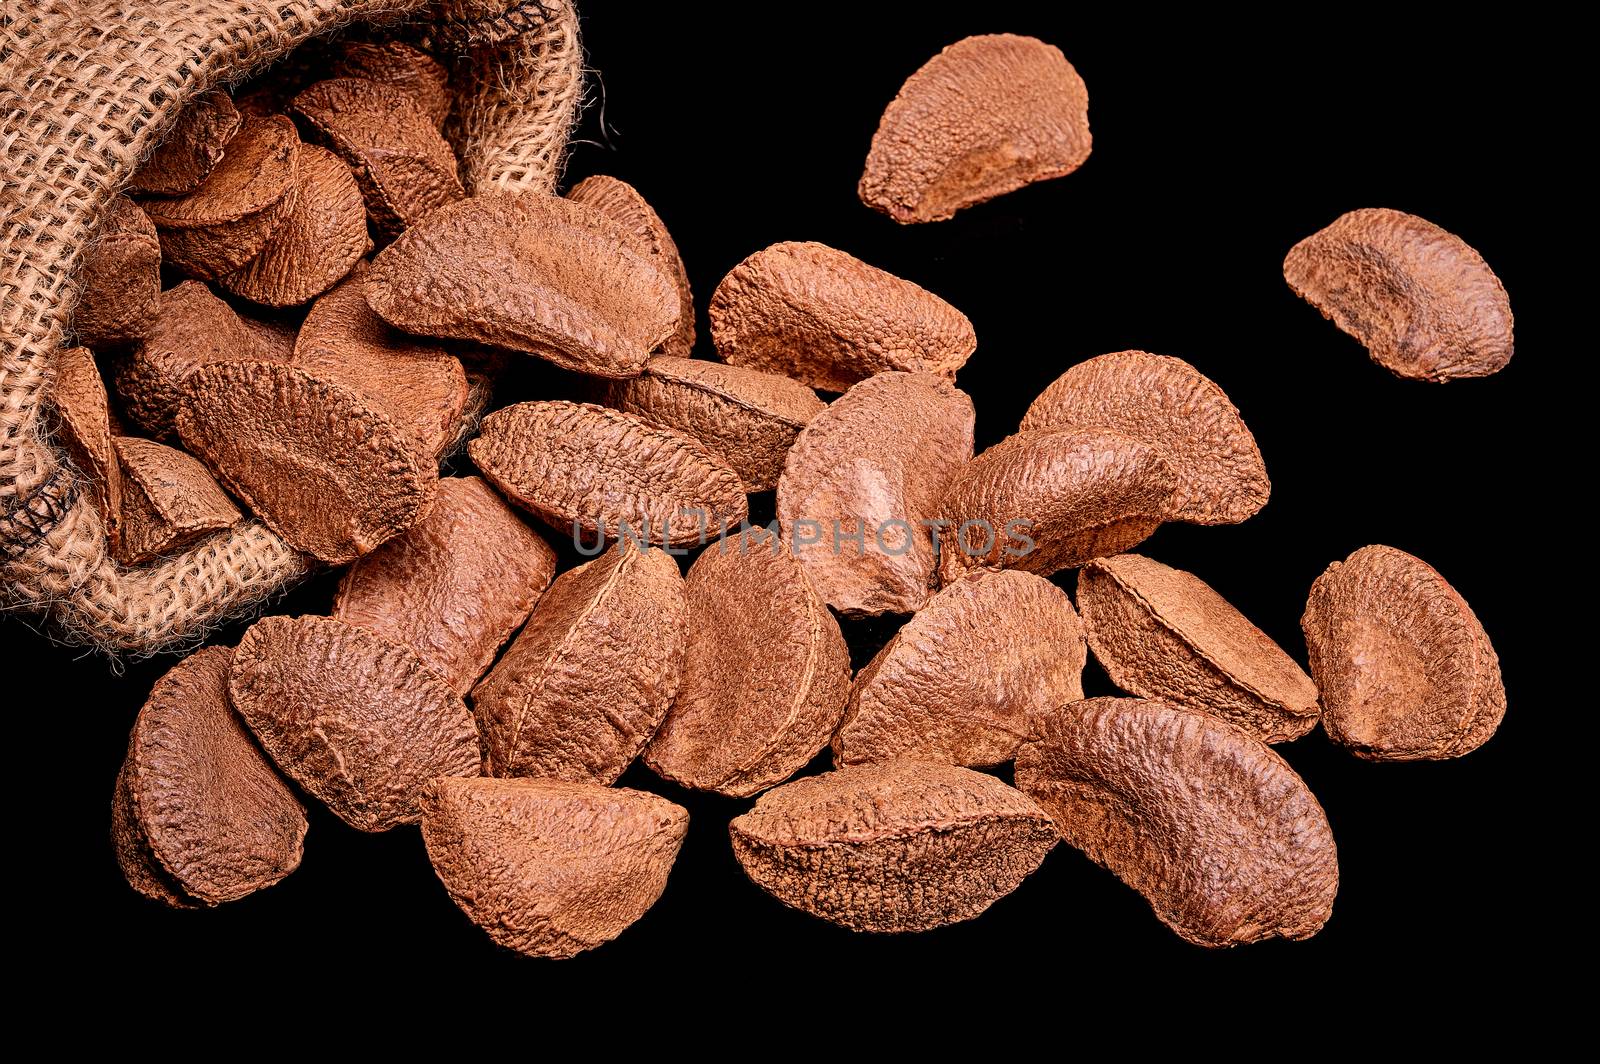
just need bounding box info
[1,0,581,653]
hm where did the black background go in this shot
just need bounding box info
[5,3,1558,994]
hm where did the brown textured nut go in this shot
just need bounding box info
[291,78,464,238]
[239,315,300,360]
[331,40,451,128]
[1283,208,1514,381]
[1302,545,1505,760]
[366,192,679,377]
[75,196,161,347]
[834,570,1086,767]
[1077,554,1320,744]
[935,428,1178,581]
[1020,351,1269,525]
[473,546,686,784]
[420,777,688,959]
[777,371,973,615]
[335,477,557,697]
[177,361,435,565]
[218,145,368,307]
[469,401,747,547]
[129,90,244,196]
[567,175,696,358]
[1016,696,1338,947]
[230,615,481,832]
[49,345,122,544]
[729,761,1057,932]
[859,34,1092,224]
[112,436,242,565]
[599,357,824,493]
[643,528,852,797]
[142,115,301,279]
[114,646,308,906]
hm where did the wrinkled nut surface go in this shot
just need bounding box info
[331,39,451,128]
[421,777,688,959]
[709,241,976,392]
[1077,554,1320,743]
[835,571,1086,767]
[49,345,122,544]
[114,646,307,907]
[113,437,242,566]
[239,314,300,361]
[778,371,974,616]
[129,89,244,196]
[335,476,557,697]
[230,615,481,832]
[860,34,1092,224]
[600,357,824,493]
[567,175,696,358]
[76,196,161,347]
[366,193,679,377]
[643,529,852,798]
[469,401,747,547]
[730,761,1057,933]
[1021,351,1269,525]
[177,361,436,565]
[473,546,686,785]
[936,428,1178,581]
[1283,208,1514,382]
[1302,545,1505,760]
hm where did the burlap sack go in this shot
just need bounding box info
[0,0,582,654]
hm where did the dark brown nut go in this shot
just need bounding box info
[1020,351,1269,525]
[1283,208,1514,382]
[469,401,747,547]
[566,175,696,358]
[291,77,464,238]
[129,90,244,196]
[112,437,242,566]
[1302,545,1505,760]
[859,34,1092,224]
[75,196,161,347]
[218,145,369,307]
[365,192,680,378]
[473,545,686,784]
[335,477,557,697]
[331,40,451,128]
[834,570,1086,767]
[1016,696,1338,947]
[708,241,976,392]
[230,615,481,832]
[420,777,688,959]
[643,528,852,797]
[777,371,973,616]
[1077,554,1320,743]
[729,761,1057,933]
[177,362,436,565]
[599,357,824,493]
[239,315,300,360]
[113,646,307,907]
[142,115,301,279]
[935,428,1178,582]
[49,345,122,544]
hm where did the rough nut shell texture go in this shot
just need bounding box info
[469,401,747,547]
[113,437,242,566]
[729,761,1057,933]
[859,34,1092,224]
[331,40,451,129]
[49,345,121,544]
[1020,351,1269,525]
[421,777,688,959]
[115,646,307,907]
[644,529,852,797]
[129,89,242,196]
[708,241,976,392]
[230,615,481,832]
[1015,697,1338,947]
[936,428,1177,581]
[1302,545,1505,760]
[1078,554,1320,744]
[76,195,161,347]
[366,193,679,378]
[600,357,824,493]
[835,571,1086,767]
[1283,208,1513,381]
[472,545,686,785]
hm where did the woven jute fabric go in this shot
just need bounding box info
[0,0,582,653]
